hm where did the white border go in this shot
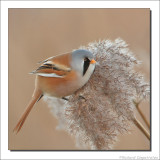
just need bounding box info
[1,1,159,160]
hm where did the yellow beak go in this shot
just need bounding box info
[90,59,96,64]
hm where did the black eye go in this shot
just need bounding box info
[83,57,90,76]
[84,57,88,61]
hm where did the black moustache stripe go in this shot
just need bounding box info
[83,58,90,76]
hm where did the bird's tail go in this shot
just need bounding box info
[13,89,43,134]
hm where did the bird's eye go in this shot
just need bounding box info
[84,57,89,61]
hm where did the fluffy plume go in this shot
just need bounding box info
[44,38,150,150]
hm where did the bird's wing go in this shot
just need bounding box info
[30,53,72,78]
[37,52,71,64]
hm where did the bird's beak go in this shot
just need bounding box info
[90,59,96,64]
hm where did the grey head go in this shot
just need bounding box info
[71,49,95,75]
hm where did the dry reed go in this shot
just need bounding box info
[44,38,150,150]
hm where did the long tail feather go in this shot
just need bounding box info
[13,89,42,134]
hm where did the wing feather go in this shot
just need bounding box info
[30,55,71,78]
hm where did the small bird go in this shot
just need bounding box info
[13,49,96,133]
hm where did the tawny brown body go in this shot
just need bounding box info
[14,50,96,133]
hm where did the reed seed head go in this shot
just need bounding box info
[44,38,150,150]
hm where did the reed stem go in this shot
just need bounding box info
[133,117,150,140]
[136,102,150,129]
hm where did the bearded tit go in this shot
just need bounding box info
[14,49,96,133]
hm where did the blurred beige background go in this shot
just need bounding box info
[9,9,150,150]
